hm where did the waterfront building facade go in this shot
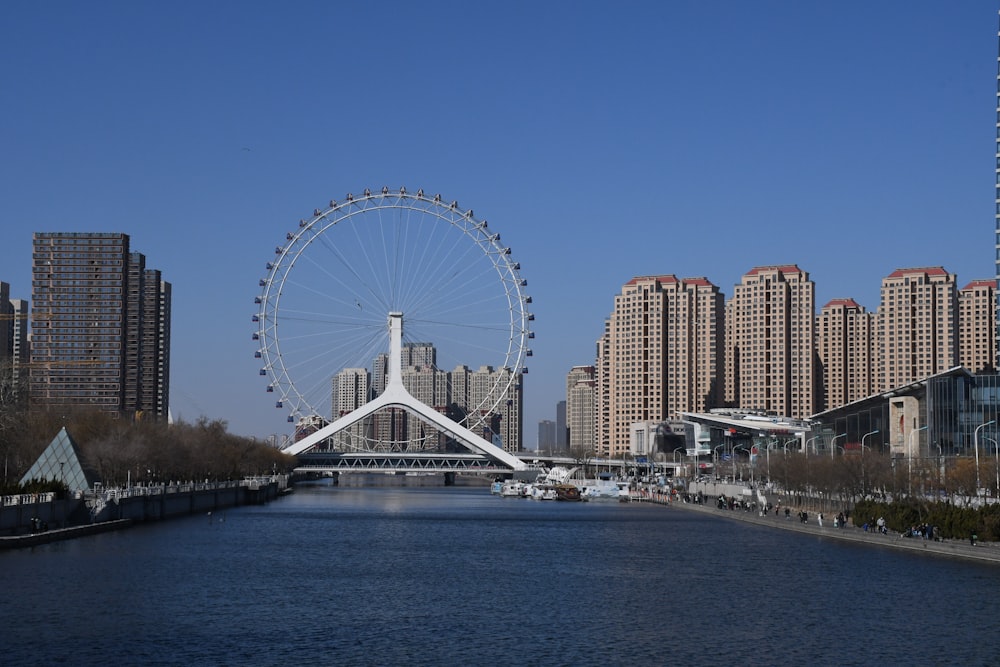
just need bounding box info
[816,298,875,411]
[724,265,816,419]
[596,275,724,457]
[958,279,996,373]
[29,232,170,419]
[876,267,958,393]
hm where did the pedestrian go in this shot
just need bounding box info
[818,512,824,527]
[876,516,886,535]
[784,507,790,520]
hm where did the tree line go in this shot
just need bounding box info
[0,362,296,493]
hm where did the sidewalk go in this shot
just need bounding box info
[670,499,1000,565]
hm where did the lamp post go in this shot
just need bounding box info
[861,430,878,496]
[714,444,725,480]
[974,420,995,496]
[987,437,1000,498]
[735,445,751,485]
[766,441,782,481]
[805,436,820,456]
[908,425,928,497]
[831,433,848,459]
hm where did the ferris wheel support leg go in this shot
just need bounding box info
[282,312,525,471]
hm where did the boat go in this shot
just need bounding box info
[499,481,528,497]
[529,484,558,500]
[579,476,630,501]
[554,484,583,501]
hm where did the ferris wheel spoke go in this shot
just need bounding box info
[257,189,531,423]
[405,251,506,322]
[306,230,392,315]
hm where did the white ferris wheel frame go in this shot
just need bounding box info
[255,187,532,460]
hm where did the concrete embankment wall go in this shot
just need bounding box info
[0,495,81,534]
[95,481,280,523]
[1,478,283,537]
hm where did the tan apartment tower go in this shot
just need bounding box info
[876,267,958,392]
[597,275,724,457]
[816,298,874,411]
[566,365,595,453]
[958,279,997,373]
[724,265,815,419]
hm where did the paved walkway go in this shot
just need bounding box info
[668,499,1000,565]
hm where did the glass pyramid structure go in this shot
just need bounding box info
[19,427,99,492]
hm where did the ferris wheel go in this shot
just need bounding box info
[254,187,533,435]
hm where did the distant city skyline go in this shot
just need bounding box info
[1,3,995,440]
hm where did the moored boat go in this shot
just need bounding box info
[554,484,583,501]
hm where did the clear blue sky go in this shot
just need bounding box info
[1,1,997,445]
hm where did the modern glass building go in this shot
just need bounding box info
[811,367,1000,460]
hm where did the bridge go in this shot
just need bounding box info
[294,448,689,482]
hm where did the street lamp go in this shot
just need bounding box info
[974,420,995,496]
[805,436,820,455]
[861,430,878,496]
[987,437,1000,498]
[713,444,725,478]
[908,425,928,497]
[831,433,848,459]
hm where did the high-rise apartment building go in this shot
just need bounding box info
[332,367,372,446]
[9,298,29,382]
[995,10,1000,363]
[876,267,957,392]
[537,419,555,451]
[555,400,567,449]
[816,298,874,411]
[596,275,724,456]
[724,265,815,419]
[0,282,11,370]
[958,279,996,373]
[29,232,171,418]
[566,365,595,453]
[363,348,523,452]
[595,325,610,455]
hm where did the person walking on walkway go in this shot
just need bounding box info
[817,512,823,528]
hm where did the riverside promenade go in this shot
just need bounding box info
[668,495,1000,565]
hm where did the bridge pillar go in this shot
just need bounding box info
[443,472,456,486]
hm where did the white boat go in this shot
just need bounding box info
[579,477,630,500]
[529,484,558,500]
[499,481,527,497]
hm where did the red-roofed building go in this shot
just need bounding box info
[877,267,958,392]
[817,298,874,410]
[725,265,816,419]
[958,279,997,372]
[595,275,723,456]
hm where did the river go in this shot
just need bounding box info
[1,482,997,666]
